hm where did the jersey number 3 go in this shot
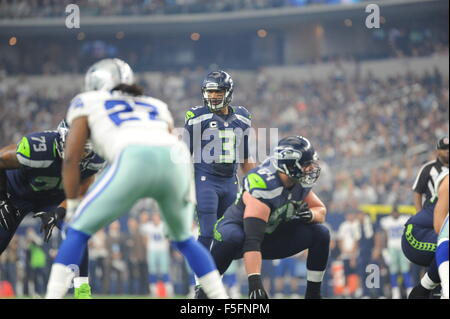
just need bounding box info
[105,100,159,126]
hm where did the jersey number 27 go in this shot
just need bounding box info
[105,100,159,126]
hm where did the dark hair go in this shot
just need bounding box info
[112,83,144,96]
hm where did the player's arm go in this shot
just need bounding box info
[304,191,327,223]
[412,167,429,212]
[0,144,21,197]
[63,116,90,217]
[242,191,270,299]
[34,170,96,242]
[183,110,196,155]
[434,176,449,234]
[0,144,22,230]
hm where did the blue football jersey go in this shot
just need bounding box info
[6,131,105,211]
[225,157,312,234]
[183,105,252,177]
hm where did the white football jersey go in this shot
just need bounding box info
[140,222,169,252]
[380,215,410,249]
[66,90,177,162]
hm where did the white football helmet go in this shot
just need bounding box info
[84,58,134,92]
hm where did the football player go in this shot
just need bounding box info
[403,169,448,298]
[197,136,330,299]
[45,58,229,299]
[0,120,104,298]
[434,172,448,299]
[183,70,255,252]
[434,171,449,299]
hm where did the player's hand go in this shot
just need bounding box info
[292,202,314,223]
[0,196,20,231]
[248,274,269,299]
[66,198,81,222]
[33,207,66,242]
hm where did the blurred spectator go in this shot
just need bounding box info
[378,207,414,299]
[88,228,108,294]
[140,211,174,298]
[124,217,148,295]
[355,211,376,298]
[105,221,127,294]
[0,0,376,19]
[26,227,47,296]
[337,211,360,298]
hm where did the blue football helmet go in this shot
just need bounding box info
[56,119,95,163]
[273,136,321,187]
[201,70,233,112]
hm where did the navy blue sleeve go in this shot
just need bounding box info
[16,132,57,168]
[183,112,194,155]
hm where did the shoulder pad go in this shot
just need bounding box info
[234,106,252,119]
[244,167,283,200]
[233,106,252,127]
[185,106,212,125]
[16,132,58,168]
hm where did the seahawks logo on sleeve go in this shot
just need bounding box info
[184,106,212,126]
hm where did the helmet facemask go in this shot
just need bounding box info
[274,146,321,187]
[56,120,95,164]
[203,87,232,112]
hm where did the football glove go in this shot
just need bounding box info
[292,202,314,223]
[0,196,20,231]
[248,274,269,299]
[33,207,66,242]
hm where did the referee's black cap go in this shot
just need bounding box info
[437,136,449,150]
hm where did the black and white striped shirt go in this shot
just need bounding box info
[412,159,449,207]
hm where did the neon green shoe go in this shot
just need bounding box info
[74,283,92,299]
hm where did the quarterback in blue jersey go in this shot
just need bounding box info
[183,71,256,250]
[0,120,104,297]
[198,136,330,299]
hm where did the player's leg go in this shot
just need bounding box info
[217,176,239,220]
[46,148,147,298]
[72,248,91,298]
[436,216,449,299]
[152,145,228,299]
[261,222,330,299]
[402,224,440,298]
[195,174,220,250]
[210,216,245,275]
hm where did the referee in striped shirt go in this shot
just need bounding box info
[413,136,449,213]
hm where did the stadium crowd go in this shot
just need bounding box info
[1,59,448,209]
[1,59,448,297]
[1,0,373,19]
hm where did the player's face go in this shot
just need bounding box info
[206,90,225,106]
[438,149,449,165]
